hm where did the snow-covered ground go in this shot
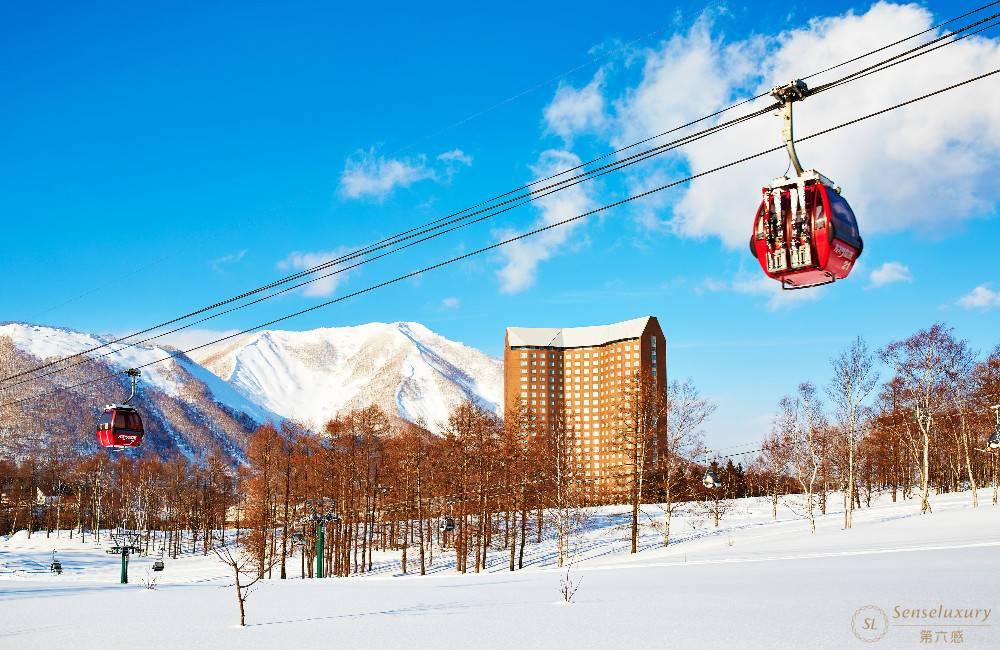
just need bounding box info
[2,490,998,649]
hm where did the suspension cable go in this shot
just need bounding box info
[5,3,997,387]
[3,67,995,409]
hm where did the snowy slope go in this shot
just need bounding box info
[0,322,278,460]
[191,321,502,434]
[2,490,998,649]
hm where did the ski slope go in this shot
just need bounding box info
[2,490,998,649]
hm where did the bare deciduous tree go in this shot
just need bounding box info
[882,324,954,514]
[215,540,277,627]
[658,379,715,546]
[828,337,878,529]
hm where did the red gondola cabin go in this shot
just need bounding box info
[95,405,144,448]
[749,172,863,289]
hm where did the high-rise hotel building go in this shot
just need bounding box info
[503,316,666,498]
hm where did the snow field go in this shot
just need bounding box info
[1,489,998,648]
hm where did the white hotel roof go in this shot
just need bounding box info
[507,316,653,349]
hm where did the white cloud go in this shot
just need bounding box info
[210,249,247,272]
[276,247,354,297]
[496,150,597,293]
[441,297,460,309]
[699,273,821,310]
[868,261,912,287]
[579,4,1000,246]
[152,329,243,353]
[437,149,473,166]
[339,149,435,201]
[339,148,474,200]
[544,70,608,141]
[958,284,1000,309]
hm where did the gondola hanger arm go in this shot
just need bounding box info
[123,368,141,405]
[771,80,811,177]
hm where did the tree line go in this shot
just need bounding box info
[2,322,997,577]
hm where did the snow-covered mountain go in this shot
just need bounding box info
[0,322,277,462]
[190,322,502,435]
[0,321,502,460]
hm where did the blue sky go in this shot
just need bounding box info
[2,1,999,448]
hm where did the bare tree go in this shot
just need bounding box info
[939,334,981,507]
[758,431,792,520]
[882,324,954,514]
[658,379,715,546]
[611,370,665,554]
[827,337,878,529]
[545,410,584,568]
[775,383,827,533]
[215,540,277,627]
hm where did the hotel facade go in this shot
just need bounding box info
[503,316,666,500]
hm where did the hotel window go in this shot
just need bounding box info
[521,392,528,397]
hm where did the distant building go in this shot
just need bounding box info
[503,316,666,500]
[35,485,74,507]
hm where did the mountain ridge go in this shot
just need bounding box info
[190,320,502,435]
[0,320,502,460]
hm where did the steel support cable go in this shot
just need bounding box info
[820,19,1000,96]
[0,105,774,386]
[800,0,1000,83]
[4,67,995,409]
[4,18,991,390]
[0,106,777,393]
[6,6,997,385]
[6,22,995,393]
[809,10,1000,96]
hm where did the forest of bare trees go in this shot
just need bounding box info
[2,322,998,579]
[758,323,1000,532]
